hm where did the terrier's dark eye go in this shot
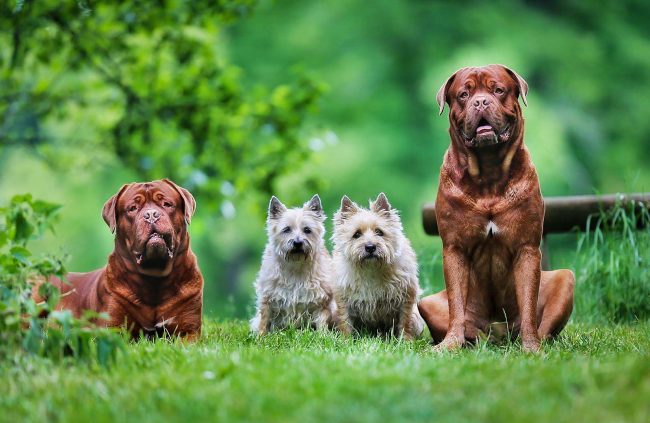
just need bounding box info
[128,205,137,212]
[282,226,291,234]
[353,230,362,239]
[303,227,312,234]
[375,228,384,236]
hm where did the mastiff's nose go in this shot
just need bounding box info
[364,243,376,253]
[472,95,492,110]
[143,209,161,224]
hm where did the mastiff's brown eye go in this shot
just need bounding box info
[353,230,362,239]
[128,205,137,212]
[495,87,505,95]
[163,201,173,208]
[459,91,469,100]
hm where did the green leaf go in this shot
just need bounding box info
[97,338,113,367]
[13,212,35,243]
[22,318,43,355]
[10,246,32,265]
[31,200,62,216]
[46,287,61,311]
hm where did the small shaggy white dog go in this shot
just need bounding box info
[250,194,336,335]
[332,193,424,339]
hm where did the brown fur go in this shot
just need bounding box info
[418,65,574,352]
[34,179,203,340]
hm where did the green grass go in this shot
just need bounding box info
[2,204,648,422]
[1,320,649,423]
[574,202,650,323]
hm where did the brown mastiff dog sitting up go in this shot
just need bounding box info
[38,179,203,340]
[418,65,574,352]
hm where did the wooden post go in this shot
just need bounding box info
[422,193,650,236]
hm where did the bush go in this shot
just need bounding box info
[575,200,650,323]
[0,194,124,366]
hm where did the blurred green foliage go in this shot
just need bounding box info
[1,0,325,206]
[0,194,123,366]
[1,0,650,317]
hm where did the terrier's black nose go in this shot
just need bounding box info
[293,239,303,248]
[365,243,376,253]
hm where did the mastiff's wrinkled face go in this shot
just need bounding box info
[102,179,196,277]
[437,64,528,149]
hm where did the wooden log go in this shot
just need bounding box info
[422,193,650,236]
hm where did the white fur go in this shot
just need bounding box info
[250,196,336,334]
[332,194,424,338]
[486,220,499,237]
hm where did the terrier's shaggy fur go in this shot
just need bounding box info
[332,193,424,339]
[251,195,336,335]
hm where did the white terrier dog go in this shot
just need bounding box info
[332,193,424,339]
[251,194,336,335]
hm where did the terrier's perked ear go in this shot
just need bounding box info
[268,196,287,220]
[339,195,359,218]
[304,194,324,218]
[370,192,392,213]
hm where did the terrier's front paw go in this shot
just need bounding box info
[392,323,409,340]
[400,330,414,341]
[337,322,353,337]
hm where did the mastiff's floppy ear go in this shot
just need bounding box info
[499,64,528,107]
[163,178,197,225]
[102,184,131,234]
[436,67,468,115]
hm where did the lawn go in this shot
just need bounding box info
[2,202,649,423]
[1,320,649,423]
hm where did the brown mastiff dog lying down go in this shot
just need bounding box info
[418,65,574,352]
[37,179,203,339]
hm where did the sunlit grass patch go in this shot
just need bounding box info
[574,201,650,323]
[1,320,649,423]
